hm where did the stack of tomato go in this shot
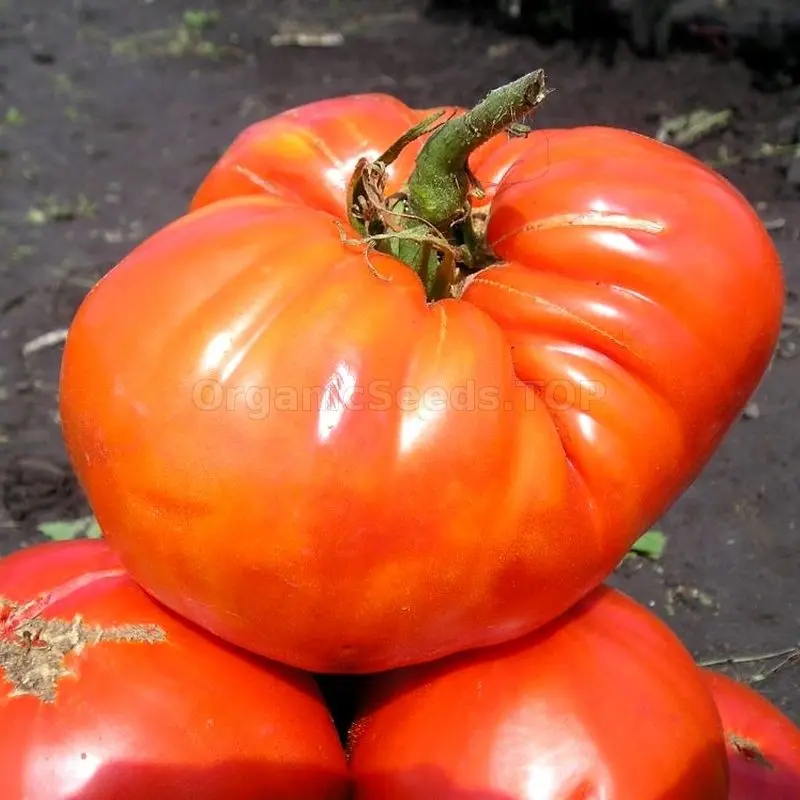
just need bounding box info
[2,70,798,798]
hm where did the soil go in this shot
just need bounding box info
[1,0,798,728]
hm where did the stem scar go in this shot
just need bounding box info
[1,595,167,704]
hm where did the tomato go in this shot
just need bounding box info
[702,669,800,799]
[0,540,349,800]
[347,585,729,798]
[59,78,785,673]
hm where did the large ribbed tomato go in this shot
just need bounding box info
[347,585,729,799]
[59,74,785,673]
[702,669,800,799]
[0,540,349,800]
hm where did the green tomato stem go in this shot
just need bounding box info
[406,69,549,232]
[344,70,549,302]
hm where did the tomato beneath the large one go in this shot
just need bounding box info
[347,585,729,798]
[58,71,785,673]
[702,669,800,799]
[0,540,349,800]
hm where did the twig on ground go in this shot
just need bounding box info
[270,31,344,47]
[21,329,68,357]
[699,646,800,684]
[699,646,798,668]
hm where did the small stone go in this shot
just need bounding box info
[742,402,760,420]
[788,153,800,188]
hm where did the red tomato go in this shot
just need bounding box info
[702,669,800,799]
[0,540,349,800]
[347,585,729,798]
[59,90,784,673]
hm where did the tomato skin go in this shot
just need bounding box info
[347,585,729,799]
[190,94,460,215]
[702,669,800,799]
[59,92,784,673]
[0,540,349,800]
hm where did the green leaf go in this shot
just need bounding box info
[38,515,102,541]
[629,529,667,561]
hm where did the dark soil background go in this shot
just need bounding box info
[1,0,798,725]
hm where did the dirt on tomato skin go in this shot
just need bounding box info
[0,596,167,703]
[1,0,798,724]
